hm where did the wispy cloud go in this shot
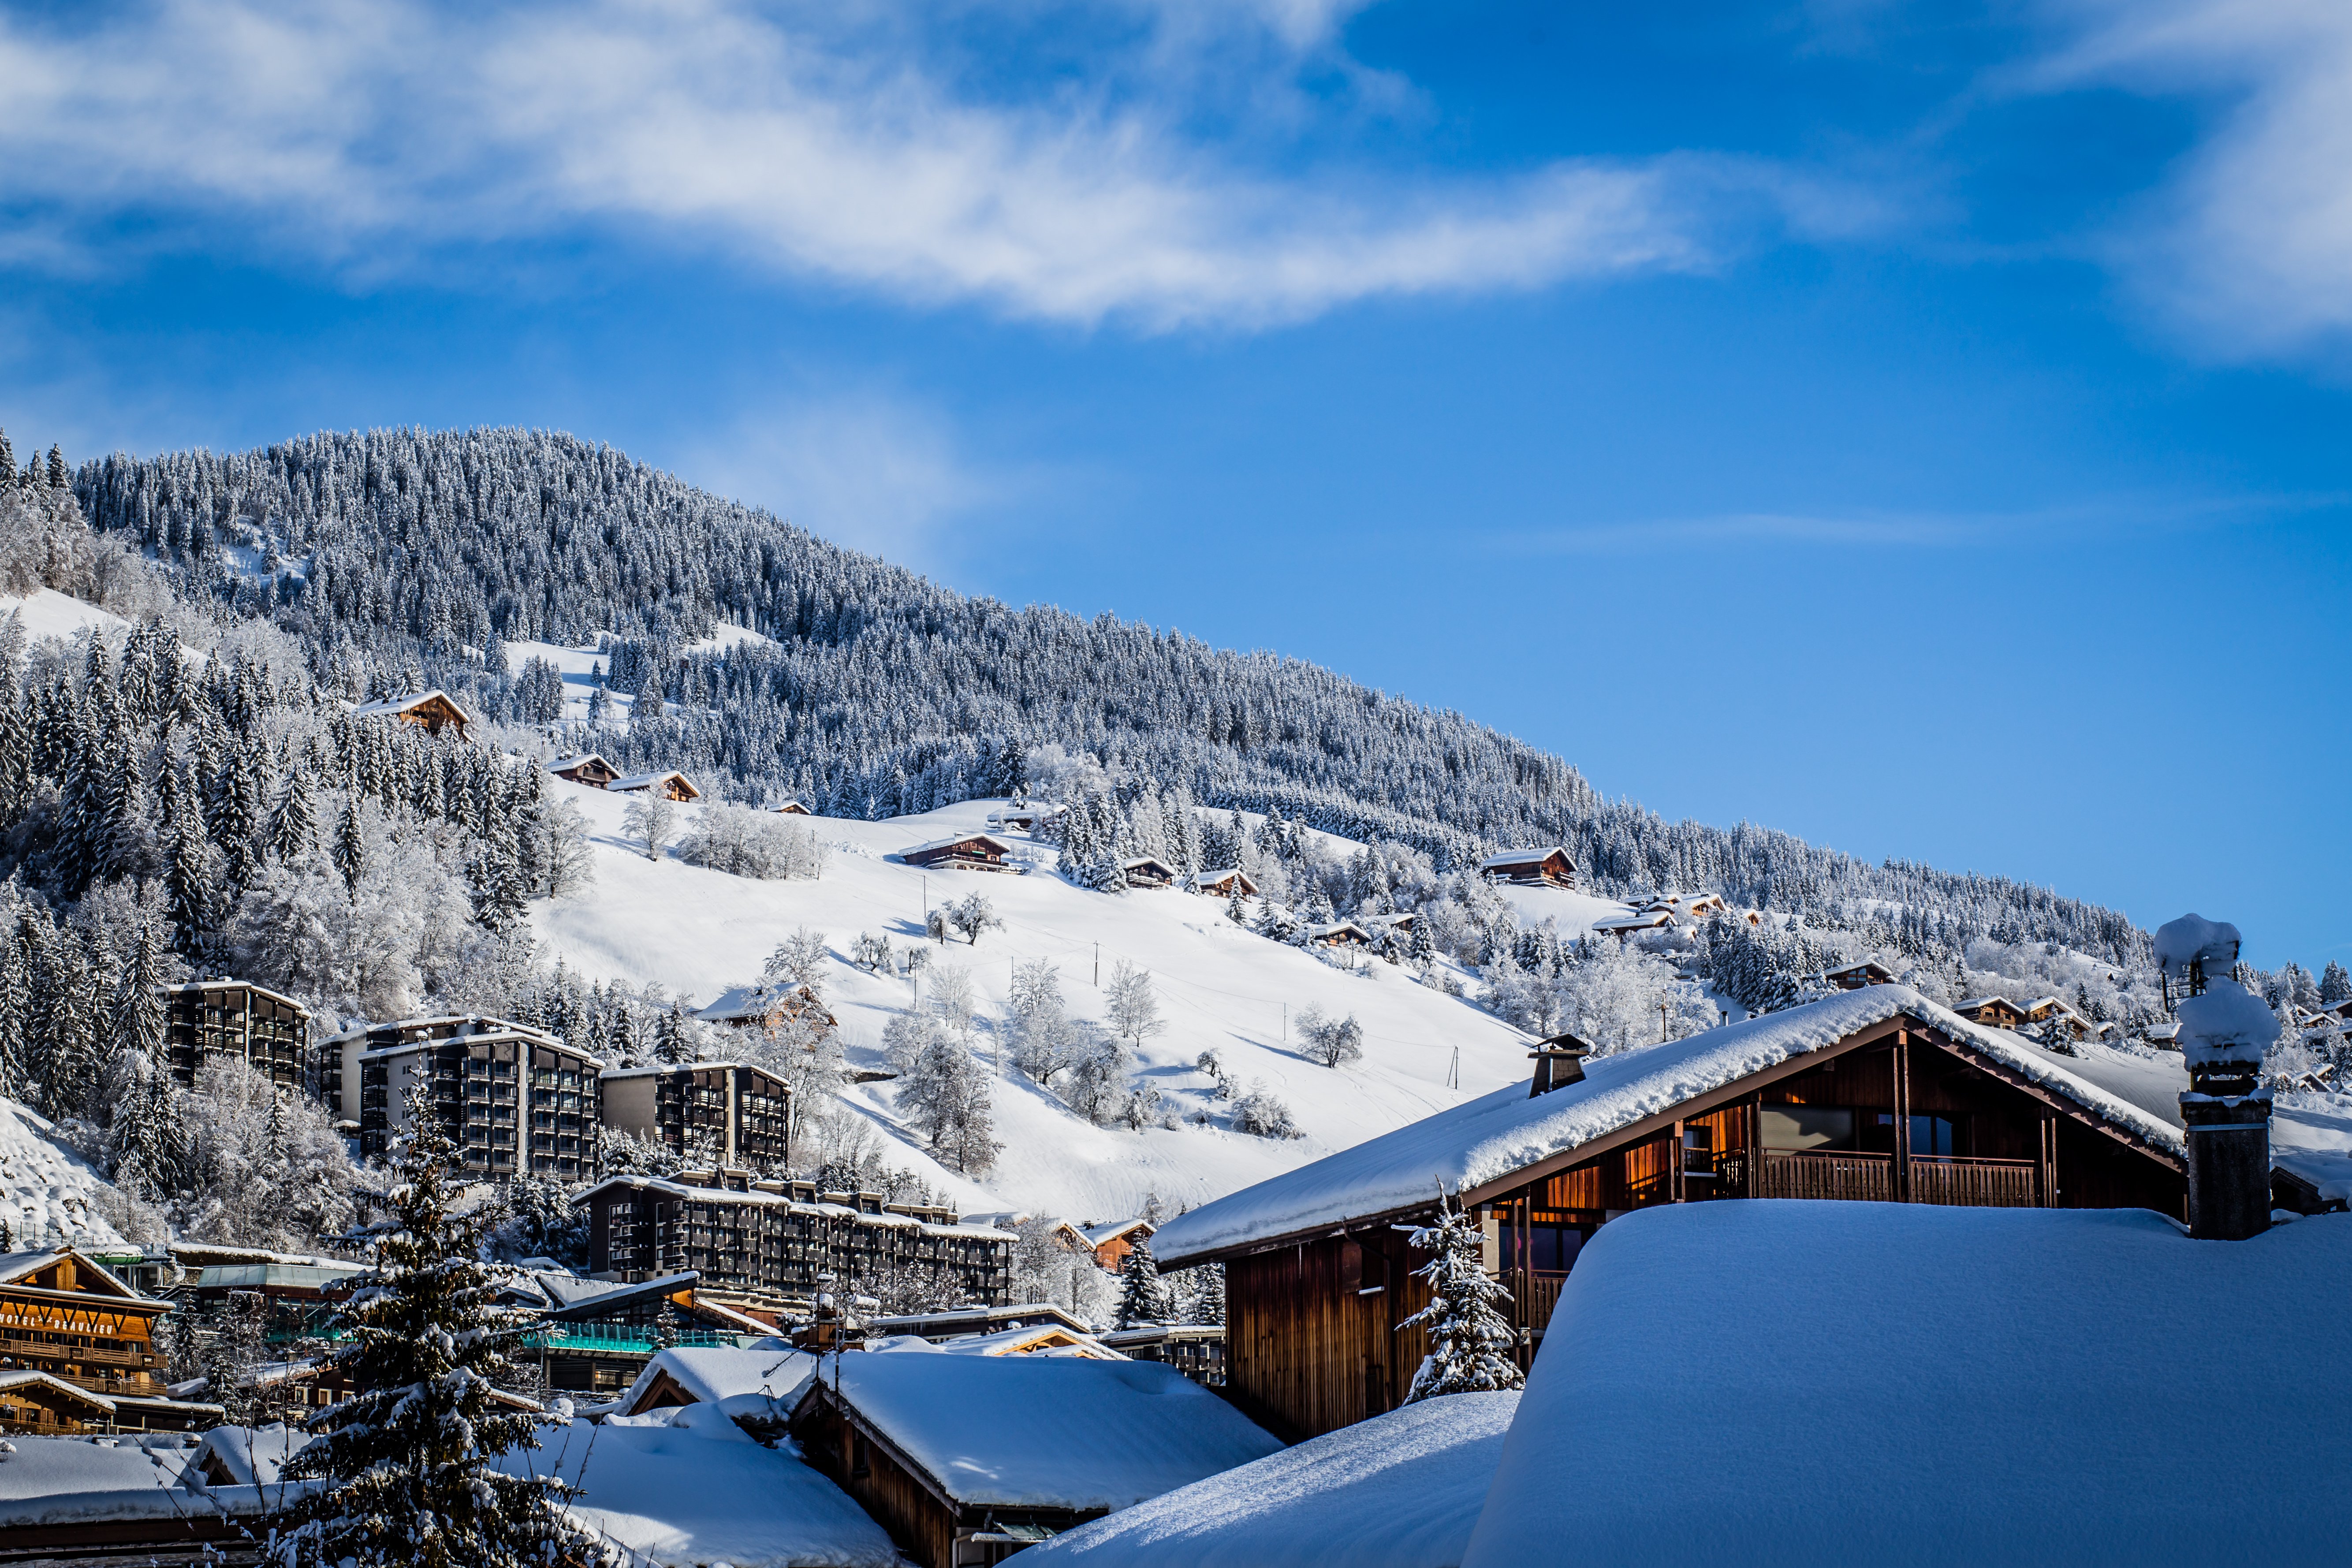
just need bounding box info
[0,0,1865,330]
[2031,0,2352,360]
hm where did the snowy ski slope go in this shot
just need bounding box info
[532,784,1634,1227]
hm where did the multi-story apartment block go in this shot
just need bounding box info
[598,1061,791,1169]
[157,980,312,1094]
[576,1169,1013,1317]
[329,1016,602,1181]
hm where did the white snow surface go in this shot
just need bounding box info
[1152,986,2184,1265]
[507,1410,898,1568]
[1024,1391,1517,1568]
[530,789,1544,1225]
[0,589,129,646]
[0,1433,213,1524]
[0,1098,128,1251]
[1461,1202,2352,1568]
[616,1345,816,1416]
[2176,979,2279,1066]
[816,1353,1281,1510]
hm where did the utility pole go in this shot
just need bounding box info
[1281,1003,1286,1044]
[1449,1045,1459,1091]
[1094,942,1100,987]
[1659,997,1670,1043]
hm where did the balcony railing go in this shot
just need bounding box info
[1711,1149,2038,1205]
[1909,1155,2038,1207]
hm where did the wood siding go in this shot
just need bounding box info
[1226,1229,1433,1441]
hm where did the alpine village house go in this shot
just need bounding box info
[1151,985,2198,1441]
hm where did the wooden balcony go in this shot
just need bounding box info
[1707,1150,2037,1205]
[1909,1155,2039,1207]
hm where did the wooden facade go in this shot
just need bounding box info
[1120,856,1178,889]
[1954,996,2027,1030]
[1479,847,1576,888]
[157,979,310,1093]
[1821,960,1896,990]
[353,689,471,738]
[550,753,620,788]
[794,1381,1098,1568]
[771,799,813,814]
[1214,1014,2188,1440]
[1192,868,1259,898]
[901,834,1017,873]
[611,769,702,801]
[0,1252,196,1433]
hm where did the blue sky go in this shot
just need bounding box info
[2,0,2348,967]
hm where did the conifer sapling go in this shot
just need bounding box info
[1397,1185,1523,1403]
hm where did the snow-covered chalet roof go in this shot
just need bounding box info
[1953,994,2022,1013]
[0,1369,113,1412]
[1024,1390,1519,1568]
[0,1434,225,1531]
[1479,846,1569,869]
[802,1355,1281,1511]
[621,1345,815,1418]
[547,753,608,772]
[349,688,473,725]
[900,832,1014,857]
[0,1248,157,1304]
[1461,1203,2352,1568]
[1152,987,2186,1267]
[1078,1218,1154,1248]
[1121,856,1179,876]
[609,769,698,794]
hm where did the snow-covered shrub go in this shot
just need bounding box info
[1007,961,1080,1086]
[1549,939,1716,1055]
[1060,1030,1132,1126]
[1105,959,1166,1046]
[623,790,675,858]
[1231,1083,1301,1139]
[176,1058,357,1255]
[946,890,1001,945]
[851,931,896,972]
[1297,1006,1364,1068]
[675,803,827,880]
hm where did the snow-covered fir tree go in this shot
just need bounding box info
[267,1085,606,1568]
[1398,1188,1524,1403]
[1114,1234,1171,1330]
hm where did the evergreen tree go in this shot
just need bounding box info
[270,766,317,861]
[267,1085,604,1568]
[654,1004,694,1065]
[2323,961,2352,1005]
[1398,1188,1524,1403]
[165,787,216,953]
[653,1299,680,1351]
[1190,1259,1225,1326]
[43,446,64,489]
[1114,1234,1170,1330]
[333,796,366,893]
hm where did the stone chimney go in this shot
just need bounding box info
[2155,914,2275,1240]
[1529,1033,1593,1097]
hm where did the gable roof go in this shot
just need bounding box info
[609,768,698,794]
[0,1249,161,1306]
[901,832,1013,858]
[1479,846,1569,870]
[1151,986,2187,1268]
[803,1355,1282,1511]
[1461,1203,2352,1568]
[350,689,473,725]
[1120,856,1178,876]
[547,753,609,773]
[1078,1218,1154,1248]
[1953,994,2023,1014]
[620,1344,814,1418]
[0,1368,115,1412]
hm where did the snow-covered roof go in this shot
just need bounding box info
[621,1345,816,1419]
[1024,1390,1518,1568]
[0,1368,114,1411]
[548,753,609,772]
[1078,1218,1154,1248]
[900,832,1013,858]
[506,1413,898,1568]
[863,1302,1096,1341]
[1121,856,1179,876]
[927,1324,1124,1359]
[0,1248,158,1304]
[1479,846,1569,869]
[191,1423,308,1486]
[1152,987,2187,1267]
[350,688,473,725]
[1460,1203,2352,1568]
[693,983,826,1024]
[600,1059,764,1082]
[609,769,697,793]
[806,1355,1281,1511]
[1593,912,1673,932]
[0,1433,225,1530]
[1305,920,1374,942]
[1190,868,1254,887]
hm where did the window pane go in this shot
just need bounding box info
[1760,1106,1856,1151]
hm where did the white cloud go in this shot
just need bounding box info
[2037,0,2352,358]
[674,395,1010,569]
[0,0,1835,329]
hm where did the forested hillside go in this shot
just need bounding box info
[71,427,2145,968]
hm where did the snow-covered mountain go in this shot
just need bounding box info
[533,782,1628,1225]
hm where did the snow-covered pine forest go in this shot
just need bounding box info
[68,427,2143,969]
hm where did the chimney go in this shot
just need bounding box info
[1529,1034,1593,1097]
[2155,915,2275,1240]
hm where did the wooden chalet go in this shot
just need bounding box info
[351,688,472,738]
[1120,856,1179,890]
[1305,920,1375,950]
[0,1371,119,1434]
[1096,1323,1226,1389]
[0,1251,214,1433]
[156,977,311,1093]
[865,1301,1098,1345]
[697,981,839,1034]
[791,1353,1280,1568]
[2024,996,2093,1039]
[771,798,814,815]
[900,833,1017,873]
[548,752,621,788]
[1063,1218,1155,1273]
[1592,910,1674,940]
[1152,986,2197,1441]
[1478,846,1576,889]
[1191,868,1259,899]
[1953,995,2028,1030]
[610,768,703,801]
[986,802,1065,833]
[1820,960,1897,991]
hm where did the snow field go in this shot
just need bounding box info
[531,786,1553,1225]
